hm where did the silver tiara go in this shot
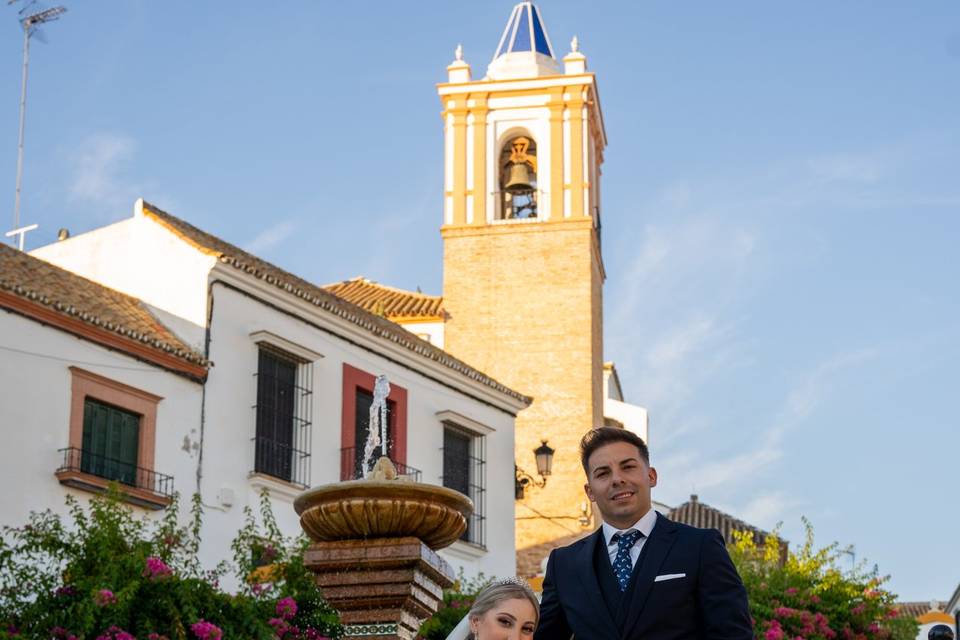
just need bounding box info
[493,576,532,590]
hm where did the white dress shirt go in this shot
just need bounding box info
[601,508,658,568]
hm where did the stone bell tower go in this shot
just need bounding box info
[438,2,608,575]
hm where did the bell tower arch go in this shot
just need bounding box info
[438,2,608,575]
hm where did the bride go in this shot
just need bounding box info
[445,578,539,640]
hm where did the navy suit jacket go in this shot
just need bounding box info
[534,513,753,640]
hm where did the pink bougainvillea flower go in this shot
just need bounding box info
[276,596,298,620]
[143,556,173,580]
[94,589,117,606]
[190,620,222,640]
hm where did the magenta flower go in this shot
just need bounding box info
[94,589,117,606]
[143,556,173,580]
[94,626,135,640]
[276,596,298,620]
[190,620,222,640]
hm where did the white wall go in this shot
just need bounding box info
[0,308,204,536]
[197,282,518,580]
[396,320,445,349]
[604,397,649,444]
[31,208,216,345]
[26,209,521,581]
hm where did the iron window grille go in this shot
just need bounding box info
[252,344,312,487]
[441,425,486,548]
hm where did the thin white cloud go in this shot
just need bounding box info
[808,152,886,184]
[737,491,800,528]
[243,219,298,254]
[659,347,881,501]
[68,132,140,208]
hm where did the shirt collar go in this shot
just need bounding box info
[601,508,658,546]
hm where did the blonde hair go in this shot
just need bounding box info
[467,579,540,638]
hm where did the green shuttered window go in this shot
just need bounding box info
[81,398,141,486]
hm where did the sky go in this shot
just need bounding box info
[1,1,958,601]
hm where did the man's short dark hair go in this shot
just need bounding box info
[580,427,650,474]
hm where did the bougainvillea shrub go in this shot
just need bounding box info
[0,488,341,640]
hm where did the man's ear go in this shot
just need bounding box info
[648,466,658,488]
[583,481,595,503]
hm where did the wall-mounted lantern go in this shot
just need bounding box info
[515,439,555,500]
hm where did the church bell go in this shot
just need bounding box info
[503,162,534,194]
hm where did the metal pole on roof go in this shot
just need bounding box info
[8,1,67,241]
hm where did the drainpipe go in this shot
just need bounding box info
[195,279,223,494]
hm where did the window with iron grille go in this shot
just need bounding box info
[81,398,140,486]
[442,425,486,548]
[253,345,312,486]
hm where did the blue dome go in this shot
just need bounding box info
[493,2,555,60]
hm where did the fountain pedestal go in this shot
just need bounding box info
[295,459,473,640]
[304,537,454,640]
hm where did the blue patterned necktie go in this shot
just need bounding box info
[611,529,644,591]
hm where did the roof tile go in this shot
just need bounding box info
[0,244,207,370]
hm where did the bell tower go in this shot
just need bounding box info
[438,3,608,575]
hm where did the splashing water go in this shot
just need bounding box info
[361,374,391,478]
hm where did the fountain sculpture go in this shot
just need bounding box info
[295,375,473,640]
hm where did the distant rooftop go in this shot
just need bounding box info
[323,277,443,321]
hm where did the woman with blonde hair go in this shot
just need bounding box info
[447,578,540,640]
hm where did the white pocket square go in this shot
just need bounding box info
[654,573,686,582]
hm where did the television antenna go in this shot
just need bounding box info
[7,0,67,246]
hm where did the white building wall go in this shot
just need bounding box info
[199,282,517,579]
[26,212,521,581]
[397,320,445,349]
[604,397,649,444]
[31,203,217,345]
[0,308,204,536]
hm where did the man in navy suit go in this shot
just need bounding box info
[534,427,753,640]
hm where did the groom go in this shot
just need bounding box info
[535,427,753,640]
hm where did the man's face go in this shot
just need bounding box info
[584,441,658,529]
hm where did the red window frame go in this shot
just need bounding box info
[340,364,407,480]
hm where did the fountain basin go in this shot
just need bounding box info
[294,480,473,550]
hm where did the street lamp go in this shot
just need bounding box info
[515,439,555,500]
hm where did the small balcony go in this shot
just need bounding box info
[55,447,174,510]
[339,447,422,482]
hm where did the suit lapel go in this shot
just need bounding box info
[575,528,620,640]
[621,513,679,636]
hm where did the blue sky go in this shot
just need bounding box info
[2,1,958,601]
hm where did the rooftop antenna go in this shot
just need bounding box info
[7,0,67,247]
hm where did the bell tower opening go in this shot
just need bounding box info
[499,135,538,219]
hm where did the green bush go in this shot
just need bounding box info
[729,519,918,640]
[0,488,341,640]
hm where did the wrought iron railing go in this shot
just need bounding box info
[57,447,174,498]
[252,436,311,488]
[339,447,422,482]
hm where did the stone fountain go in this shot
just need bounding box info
[295,376,473,640]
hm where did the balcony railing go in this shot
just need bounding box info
[339,447,422,482]
[56,447,174,501]
[252,436,310,488]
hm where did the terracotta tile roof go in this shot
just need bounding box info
[668,494,787,553]
[139,201,530,408]
[323,277,443,321]
[894,602,929,618]
[0,243,208,375]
